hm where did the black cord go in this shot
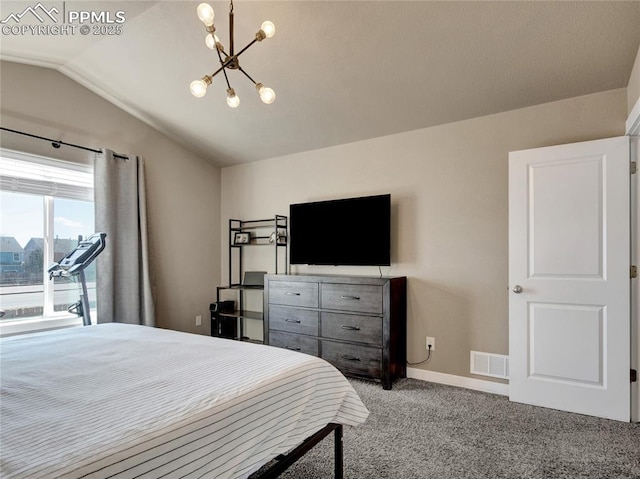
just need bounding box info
[407,346,432,366]
[378,265,382,278]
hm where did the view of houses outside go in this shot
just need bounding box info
[0,191,95,321]
[0,235,97,320]
[0,236,83,281]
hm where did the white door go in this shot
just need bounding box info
[509,136,631,421]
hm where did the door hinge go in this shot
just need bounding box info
[632,265,638,279]
[632,369,637,383]
[632,161,637,175]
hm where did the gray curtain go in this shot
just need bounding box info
[94,149,155,326]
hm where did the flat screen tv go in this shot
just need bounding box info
[289,194,391,266]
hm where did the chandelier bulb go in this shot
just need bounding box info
[205,33,214,50]
[197,3,215,27]
[190,76,212,98]
[206,33,223,51]
[226,88,240,108]
[190,80,207,98]
[257,21,275,40]
[261,21,275,38]
[256,83,276,104]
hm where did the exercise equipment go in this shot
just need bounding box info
[48,232,107,326]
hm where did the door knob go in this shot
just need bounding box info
[512,285,523,294]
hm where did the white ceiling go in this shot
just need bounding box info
[1,1,639,166]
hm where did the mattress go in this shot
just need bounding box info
[0,323,369,478]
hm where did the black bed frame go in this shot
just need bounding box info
[250,423,343,478]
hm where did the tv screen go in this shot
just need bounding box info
[289,194,391,266]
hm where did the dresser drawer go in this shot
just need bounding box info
[321,283,382,314]
[321,312,382,347]
[270,306,319,336]
[270,331,319,356]
[269,281,319,308]
[321,340,382,378]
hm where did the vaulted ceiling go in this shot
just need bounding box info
[1,1,639,166]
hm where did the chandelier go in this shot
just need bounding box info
[190,1,276,108]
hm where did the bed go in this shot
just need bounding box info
[0,323,369,478]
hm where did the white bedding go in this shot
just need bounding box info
[0,323,368,478]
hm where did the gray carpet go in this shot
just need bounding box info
[278,378,640,479]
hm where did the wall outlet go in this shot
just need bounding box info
[195,315,202,326]
[426,336,435,351]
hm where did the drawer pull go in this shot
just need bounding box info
[285,319,301,324]
[284,292,301,296]
[340,295,360,300]
[341,325,361,331]
[340,354,361,362]
[287,346,301,351]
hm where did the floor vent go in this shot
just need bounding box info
[470,351,509,380]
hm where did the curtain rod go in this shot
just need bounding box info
[0,127,129,160]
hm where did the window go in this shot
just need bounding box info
[0,149,94,334]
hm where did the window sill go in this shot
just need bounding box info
[0,315,83,337]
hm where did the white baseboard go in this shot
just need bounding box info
[407,367,509,396]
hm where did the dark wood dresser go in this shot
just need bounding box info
[264,274,407,389]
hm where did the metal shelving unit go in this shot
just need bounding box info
[212,215,287,342]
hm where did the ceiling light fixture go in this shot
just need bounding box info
[190,1,276,107]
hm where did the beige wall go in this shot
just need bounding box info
[628,45,640,115]
[221,88,627,381]
[1,58,629,381]
[0,61,221,335]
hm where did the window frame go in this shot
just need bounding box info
[0,148,95,336]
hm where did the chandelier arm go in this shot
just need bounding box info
[220,67,232,90]
[238,67,257,85]
[214,52,237,71]
[229,9,234,56]
[214,38,226,65]
[209,65,225,79]
[207,55,235,79]
[234,38,259,60]
[213,41,233,90]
